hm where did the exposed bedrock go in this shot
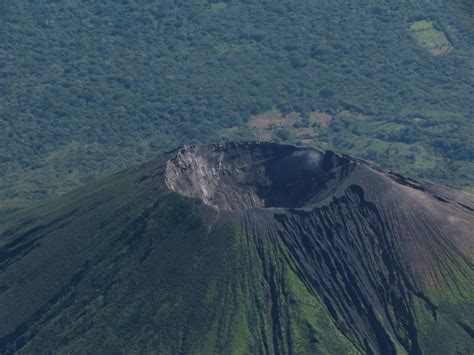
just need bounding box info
[165,142,354,210]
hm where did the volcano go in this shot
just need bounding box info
[1,142,473,354]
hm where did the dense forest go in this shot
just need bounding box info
[1,0,473,214]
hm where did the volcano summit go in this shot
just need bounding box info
[1,142,473,354]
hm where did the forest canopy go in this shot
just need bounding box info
[1,0,473,214]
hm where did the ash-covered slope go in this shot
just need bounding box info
[1,142,473,354]
[164,142,474,354]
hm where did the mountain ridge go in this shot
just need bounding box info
[1,142,473,354]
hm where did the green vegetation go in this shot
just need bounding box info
[1,0,473,214]
[410,20,452,54]
[413,300,474,355]
[0,166,359,353]
[1,159,472,353]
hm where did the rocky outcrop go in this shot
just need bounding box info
[164,142,354,210]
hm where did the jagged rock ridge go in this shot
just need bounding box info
[165,143,354,210]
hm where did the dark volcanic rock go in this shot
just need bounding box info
[164,142,354,210]
[164,142,474,353]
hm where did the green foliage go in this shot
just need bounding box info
[413,300,474,354]
[276,128,290,141]
[1,163,472,353]
[410,20,451,51]
[0,170,359,353]
[1,0,473,214]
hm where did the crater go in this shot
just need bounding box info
[165,142,354,211]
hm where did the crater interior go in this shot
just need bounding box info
[165,142,353,210]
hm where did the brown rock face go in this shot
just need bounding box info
[164,142,354,210]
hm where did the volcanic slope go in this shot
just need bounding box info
[0,142,473,354]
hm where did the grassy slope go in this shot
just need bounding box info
[410,20,451,51]
[1,0,474,214]
[1,161,473,353]
[0,166,358,354]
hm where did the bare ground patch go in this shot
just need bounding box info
[247,110,333,142]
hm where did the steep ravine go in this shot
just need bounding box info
[165,142,474,354]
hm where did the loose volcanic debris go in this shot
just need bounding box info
[164,142,474,353]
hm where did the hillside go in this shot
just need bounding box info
[1,142,473,354]
[2,0,474,214]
